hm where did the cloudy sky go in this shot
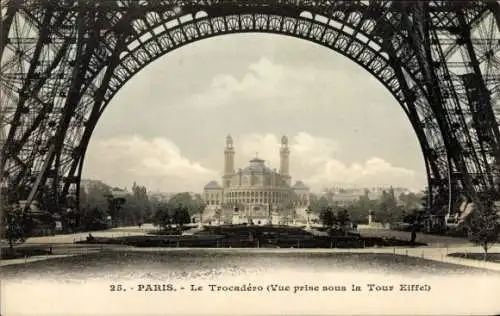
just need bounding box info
[82,34,427,193]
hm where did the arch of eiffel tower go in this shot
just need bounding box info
[1,0,499,227]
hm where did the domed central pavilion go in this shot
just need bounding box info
[202,135,311,225]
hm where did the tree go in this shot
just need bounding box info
[402,209,423,226]
[319,206,336,228]
[168,192,205,216]
[374,188,401,227]
[105,190,126,227]
[336,209,351,228]
[464,197,500,260]
[4,206,24,249]
[348,189,374,224]
[81,207,108,231]
[79,180,112,230]
[131,182,152,223]
[192,194,206,219]
[152,201,171,229]
[309,194,329,214]
[399,191,423,211]
[151,193,206,229]
[172,205,191,228]
[2,204,33,252]
[80,180,112,211]
[116,182,152,226]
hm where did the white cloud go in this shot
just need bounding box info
[83,135,218,192]
[306,157,417,190]
[181,57,375,110]
[235,133,283,168]
[84,55,424,192]
[234,133,420,192]
[83,133,423,193]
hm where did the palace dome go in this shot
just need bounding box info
[204,180,222,189]
[241,157,274,174]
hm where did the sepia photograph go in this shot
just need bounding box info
[1,0,500,315]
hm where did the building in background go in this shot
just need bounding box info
[323,185,412,206]
[202,135,311,225]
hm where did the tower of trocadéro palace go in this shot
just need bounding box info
[280,135,291,186]
[223,135,235,188]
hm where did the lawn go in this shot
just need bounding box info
[1,246,53,260]
[448,252,500,263]
[359,228,469,245]
[3,250,498,281]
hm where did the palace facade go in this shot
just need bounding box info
[202,135,310,225]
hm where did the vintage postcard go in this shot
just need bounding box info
[1,0,500,315]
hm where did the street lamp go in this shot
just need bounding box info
[268,203,272,225]
[306,207,312,229]
[214,207,222,226]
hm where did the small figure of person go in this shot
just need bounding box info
[86,233,94,242]
[410,226,417,246]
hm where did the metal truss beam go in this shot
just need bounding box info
[1,0,497,227]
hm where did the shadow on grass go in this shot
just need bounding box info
[3,251,498,280]
[448,252,500,263]
[1,246,53,260]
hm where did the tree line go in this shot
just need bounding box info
[2,181,498,259]
[151,192,206,229]
[307,187,424,227]
[78,180,206,231]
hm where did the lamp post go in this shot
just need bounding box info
[215,207,222,226]
[268,203,272,225]
[198,207,204,228]
[306,207,312,229]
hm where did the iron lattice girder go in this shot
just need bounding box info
[72,0,451,203]
[0,0,498,214]
[399,1,499,200]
